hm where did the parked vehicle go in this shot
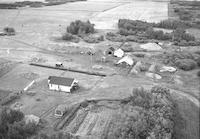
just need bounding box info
[55,62,63,67]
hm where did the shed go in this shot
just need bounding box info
[54,104,69,117]
[117,56,134,66]
[48,76,78,93]
[114,48,124,57]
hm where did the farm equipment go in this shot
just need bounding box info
[55,62,63,68]
[2,27,16,36]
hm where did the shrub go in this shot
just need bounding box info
[107,86,175,139]
[1,92,20,105]
[62,32,79,43]
[8,121,37,139]
[118,28,136,36]
[145,27,172,40]
[175,59,197,70]
[0,107,39,139]
[151,86,170,95]
[66,20,94,35]
[106,32,125,42]
[118,19,151,32]
[173,28,195,42]
[153,19,188,29]
[83,35,104,43]
[129,88,152,109]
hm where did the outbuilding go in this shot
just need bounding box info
[114,48,124,58]
[48,76,78,93]
[117,56,134,66]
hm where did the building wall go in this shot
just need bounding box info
[48,83,71,92]
[59,85,71,92]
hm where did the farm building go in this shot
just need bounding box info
[114,48,124,57]
[117,56,134,66]
[54,104,69,117]
[48,76,78,93]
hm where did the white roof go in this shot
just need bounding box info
[160,66,176,72]
[114,49,124,58]
[117,56,134,66]
[140,43,162,51]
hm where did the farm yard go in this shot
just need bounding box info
[0,0,199,139]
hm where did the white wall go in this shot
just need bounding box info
[48,83,71,93]
[59,85,71,93]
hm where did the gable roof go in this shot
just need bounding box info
[117,56,134,65]
[48,76,74,86]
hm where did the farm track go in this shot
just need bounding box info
[30,63,107,77]
[39,104,58,118]
[0,37,70,58]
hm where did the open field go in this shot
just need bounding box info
[0,0,199,138]
[0,0,45,3]
[91,0,169,29]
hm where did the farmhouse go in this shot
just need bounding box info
[48,76,78,93]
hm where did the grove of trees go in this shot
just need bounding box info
[0,107,38,139]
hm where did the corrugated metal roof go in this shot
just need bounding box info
[48,76,74,86]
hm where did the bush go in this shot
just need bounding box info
[151,86,170,95]
[118,19,151,31]
[175,59,197,71]
[0,107,38,139]
[83,35,104,43]
[145,27,172,40]
[129,88,152,109]
[1,92,20,105]
[173,28,195,42]
[106,32,125,42]
[118,28,136,36]
[154,19,188,29]
[62,32,79,43]
[0,107,24,138]
[107,86,175,139]
[66,20,94,35]
[8,121,37,139]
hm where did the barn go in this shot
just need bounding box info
[48,76,78,93]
